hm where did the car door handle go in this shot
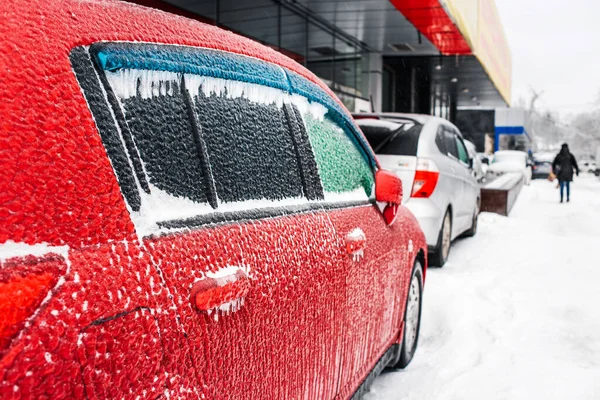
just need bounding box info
[345,228,366,261]
[191,268,250,318]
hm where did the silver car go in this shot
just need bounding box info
[356,113,480,267]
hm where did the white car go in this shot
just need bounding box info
[486,150,532,185]
[356,113,480,267]
[582,160,597,173]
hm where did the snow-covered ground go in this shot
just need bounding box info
[366,175,600,400]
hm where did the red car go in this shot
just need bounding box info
[0,1,427,398]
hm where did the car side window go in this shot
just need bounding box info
[455,136,469,165]
[116,74,210,204]
[435,126,447,155]
[303,113,374,201]
[443,127,459,159]
[189,81,304,203]
[98,68,308,231]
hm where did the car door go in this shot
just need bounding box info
[440,126,467,237]
[83,43,347,399]
[299,112,410,395]
[453,132,479,230]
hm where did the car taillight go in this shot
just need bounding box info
[0,254,65,352]
[411,158,440,198]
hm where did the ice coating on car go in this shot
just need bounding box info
[0,0,427,398]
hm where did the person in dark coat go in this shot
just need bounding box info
[552,143,579,203]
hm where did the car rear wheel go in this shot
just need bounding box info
[390,260,423,369]
[430,210,451,267]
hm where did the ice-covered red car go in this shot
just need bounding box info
[0,0,427,398]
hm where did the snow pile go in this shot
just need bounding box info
[366,176,600,399]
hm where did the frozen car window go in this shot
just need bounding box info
[189,82,303,203]
[357,119,422,156]
[99,67,310,233]
[116,73,210,204]
[304,114,374,200]
[105,69,305,205]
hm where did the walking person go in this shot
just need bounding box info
[552,143,579,203]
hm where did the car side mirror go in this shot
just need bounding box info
[375,170,402,225]
[482,158,489,165]
[468,158,474,169]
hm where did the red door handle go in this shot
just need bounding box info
[345,228,366,261]
[191,268,250,318]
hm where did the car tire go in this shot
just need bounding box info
[462,199,480,238]
[390,260,424,369]
[429,210,451,267]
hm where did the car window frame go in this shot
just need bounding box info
[70,43,377,234]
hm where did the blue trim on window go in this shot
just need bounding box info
[92,42,289,93]
[495,126,524,135]
[91,42,376,169]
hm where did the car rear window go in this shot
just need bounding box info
[357,119,423,156]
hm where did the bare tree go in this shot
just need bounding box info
[528,87,544,112]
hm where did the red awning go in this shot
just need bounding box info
[390,0,472,55]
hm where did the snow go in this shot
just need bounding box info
[106,69,179,99]
[0,240,69,262]
[365,175,600,399]
[483,172,522,189]
[105,68,327,121]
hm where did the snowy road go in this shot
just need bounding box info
[365,175,600,400]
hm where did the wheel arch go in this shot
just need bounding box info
[416,248,427,282]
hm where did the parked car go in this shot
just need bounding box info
[355,113,481,267]
[478,153,491,175]
[532,160,553,179]
[0,1,428,398]
[581,160,597,173]
[464,141,486,183]
[486,150,533,185]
